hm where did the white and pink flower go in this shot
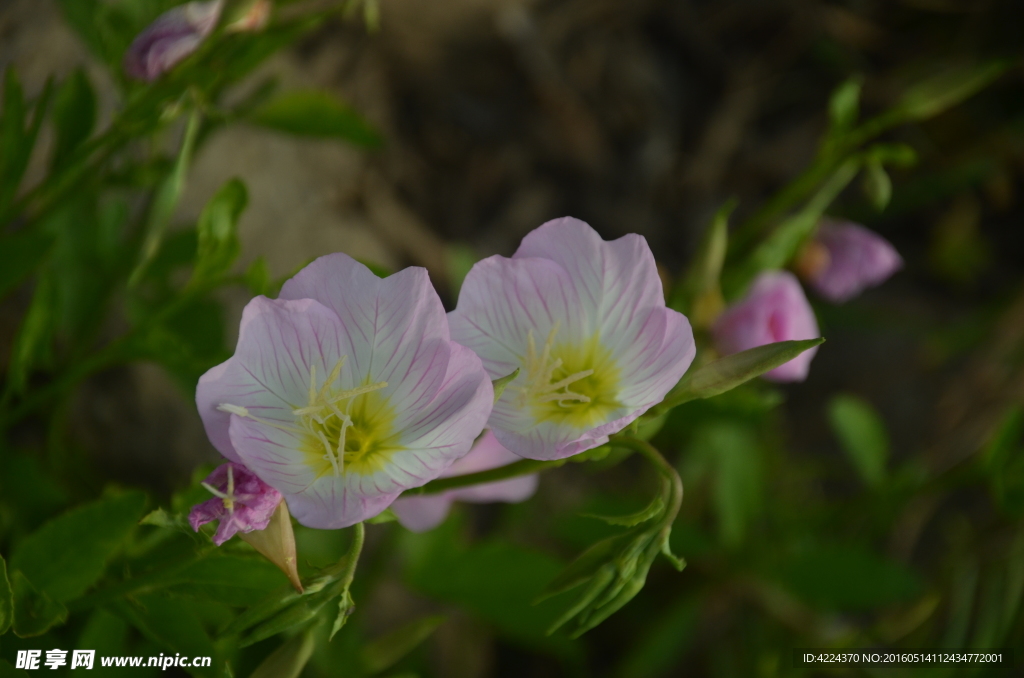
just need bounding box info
[448,217,695,461]
[195,254,493,529]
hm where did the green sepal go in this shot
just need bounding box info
[581,494,665,528]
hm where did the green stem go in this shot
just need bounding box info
[608,434,684,551]
[408,458,569,496]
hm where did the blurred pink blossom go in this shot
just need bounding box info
[391,431,538,532]
[803,220,903,303]
[712,271,819,382]
[123,1,223,81]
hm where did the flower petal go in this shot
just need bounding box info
[196,296,347,463]
[514,217,666,335]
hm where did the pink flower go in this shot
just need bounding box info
[712,271,820,383]
[390,431,539,532]
[803,220,903,303]
[195,254,493,529]
[123,1,223,82]
[188,463,282,545]
[449,217,695,460]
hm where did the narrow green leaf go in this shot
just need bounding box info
[50,68,96,170]
[249,90,383,147]
[361,615,444,674]
[536,531,643,602]
[330,590,356,641]
[656,338,825,412]
[5,273,56,395]
[862,158,892,211]
[10,571,67,638]
[129,109,201,287]
[867,142,917,168]
[828,77,861,136]
[9,491,147,603]
[896,61,1007,122]
[250,629,316,678]
[0,229,53,301]
[828,394,889,488]
[0,554,12,635]
[492,368,520,403]
[192,178,248,284]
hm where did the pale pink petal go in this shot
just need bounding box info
[810,221,903,303]
[513,217,665,333]
[390,495,455,533]
[451,218,695,460]
[280,256,453,424]
[712,271,820,382]
[124,0,222,81]
[196,296,346,463]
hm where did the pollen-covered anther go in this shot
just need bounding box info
[517,325,594,408]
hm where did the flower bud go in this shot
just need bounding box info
[123,1,223,81]
[801,220,902,303]
[712,271,819,383]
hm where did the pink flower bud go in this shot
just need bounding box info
[123,1,223,82]
[804,220,902,303]
[189,462,282,545]
[712,271,819,383]
[390,431,538,533]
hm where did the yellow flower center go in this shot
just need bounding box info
[217,356,403,479]
[514,325,622,429]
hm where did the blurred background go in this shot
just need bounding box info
[2,0,1024,676]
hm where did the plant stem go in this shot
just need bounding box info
[408,457,570,495]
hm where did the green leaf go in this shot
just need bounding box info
[896,61,1007,121]
[111,594,218,675]
[192,178,248,284]
[248,90,383,147]
[828,77,861,136]
[361,615,445,674]
[656,338,824,412]
[77,607,129,658]
[0,229,53,301]
[770,543,923,611]
[0,658,29,677]
[10,571,67,637]
[492,368,520,403]
[828,394,889,488]
[5,273,56,395]
[691,423,762,546]
[862,158,892,211]
[164,555,289,606]
[50,68,96,170]
[129,109,201,287]
[0,554,12,635]
[9,491,147,602]
[250,629,316,678]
